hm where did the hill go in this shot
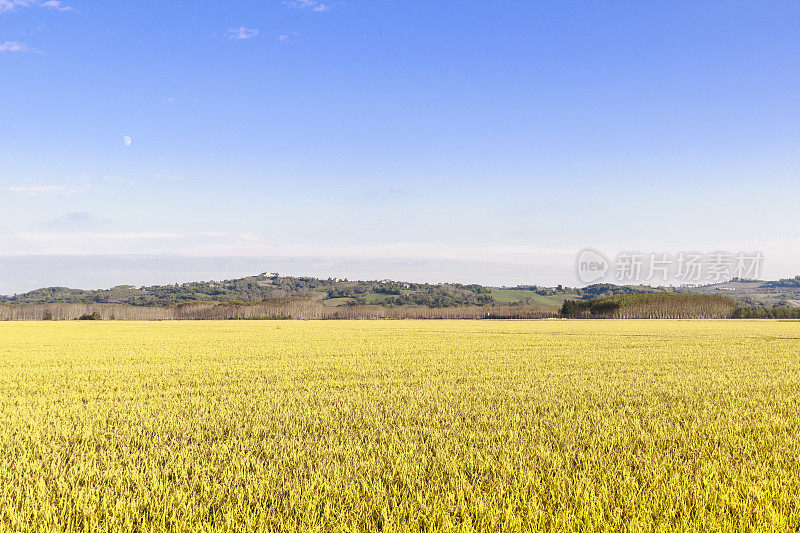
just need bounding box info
[3,272,800,310]
[0,273,534,308]
[685,278,800,308]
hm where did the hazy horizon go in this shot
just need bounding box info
[0,251,793,296]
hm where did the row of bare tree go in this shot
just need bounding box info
[562,293,737,319]
[0,299,560,321]
[604,294,736,319]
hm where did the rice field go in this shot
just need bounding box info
[1,320,799,531]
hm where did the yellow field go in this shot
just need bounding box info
[1,320,799,532]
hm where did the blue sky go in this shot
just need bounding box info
[1,0,799,292]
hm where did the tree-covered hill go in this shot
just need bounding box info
[3,272,799,309]
[0,274,502,308]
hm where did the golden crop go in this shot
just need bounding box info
[1,320,799,532]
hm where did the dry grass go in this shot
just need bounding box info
[1,320,799,531]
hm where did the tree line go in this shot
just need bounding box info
[561,294,800,319]
[730,306,800,319]
[0,299,559,321]
[4,295,797,320]
[561,294,737,319]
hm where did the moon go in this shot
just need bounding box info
[123,136,132,146]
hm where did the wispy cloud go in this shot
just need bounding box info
[102,175,136,184]
[0,41,31,52]
[363,187,409,199]
[0,0,32,11]
[226,26,259,40]
[40,212,109,232]
[277,32,300,43]
[40,0,71,10]
[285,0,330,13]
[7,183,94,196]
[0,0,71,12]
[154,174,185,181]
[0,231,582,263]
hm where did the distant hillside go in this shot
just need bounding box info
[0,273,561,308]
[2,272,799,309]
[681,278,800,308]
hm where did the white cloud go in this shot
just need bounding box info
[0,0,32,12]
[0,41,29,52]
[226,26,259,40]
[40,212,109,231]
[0,0,71,12]
[40,0,71,11]
[0,230,578,262]
[102,175,135,184]
[7,183,94,196]
[8,232,794,272]
[285,0,329,12]
[277,32,300,43]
